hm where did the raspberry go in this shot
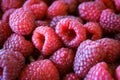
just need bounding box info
[3,33,34,57]
[96,38,120,63]
[84,62,114,80]
[23,0,48,20]
[74,40,106,78]
[114,0,120,12]
[35,20,50,27]
[9,8,35,35]
[32,26,63,56]
[0,20,12,48]
[50,15,83,29]
[100,9,120,33]
[19,59,60,80]
[1,0,24,12]
[2,9,15,23]
[116,65,120,80]
[95,0,115,10]
[47,0,68,19]
[0,49,25,80]
[83,22,102,40]
[55,18,86,48]
[50,48,74,76]
[62,73,79,80]
[78,1,105,22]
[59,0,78,14]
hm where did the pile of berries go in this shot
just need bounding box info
[0,0,120,80]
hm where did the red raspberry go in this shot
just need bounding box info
[0,49,25,80]
[0,20,12,48]
[1,0,24,12]
[84,22,102,40]
[59,0,78,14]
[55,18,86,48]
[23,0,48,20]
[50,48,74,76]
[62,73,80,80]
[9,8,35,35]
[84,62,114,80]
[78,1,105,22]
[3,33,34,57]
[100,9,120,33]
[95,0,115,10]
[35,20,50,27]
[50,15,83,29]
[96,38,120,63]
[114,0,120,12]
[32,26,63,56]
[2,8,15,23]
[116,65,120,80]
[74,40,106,78]
[19,59,60,80]
[47,0,68,19]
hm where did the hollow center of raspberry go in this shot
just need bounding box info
[65,29,76,41]
[0,68,3,76]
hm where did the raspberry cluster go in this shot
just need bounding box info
[0,0,120,80]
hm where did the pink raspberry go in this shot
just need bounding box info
[50,48,74,76]
[2,9,15,23]
[0,20,12,48]
[96,38,120,63]
[50,15,83,29]
[100,9,120,33]
[32,26,63,56]
[62,73,80,80]
[3,33,34,57]
[23,0,48,20]
[55,18,86,48]
[74,40,106,78]
[0,49,25,80]
[47,0,68,19]
[116,65,120,80]
[9,8,35,35]
[78,1,105,22]
[1,0,24,12]
[84,62,114,80]
[83,22,102,40]
[19,59,60,80]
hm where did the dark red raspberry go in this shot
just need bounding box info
[50,15,83,29]
[0,20,12,48]
[59,0,78,14]
[1,0,24,12]
[0,49,25,80]
[23,0,48,20]
[9,8,35,35]
[84,22,102,40]
[62,73,80,80]
[114,0,120,12]
[19,59,60,80]
[55,18,86,48]
[2,8,15,23]
[100,9,120,33]
[116,65,120,80]
[84,62,114,80]
[3,33,34,57]
[47,0,68,19]
[74,40,106,78]
[95,0,115,10]
[78,1,105,22]
[35,20,50,27]
[96,38,120,63]
[50,48,74,76]
[32,26,63,56]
